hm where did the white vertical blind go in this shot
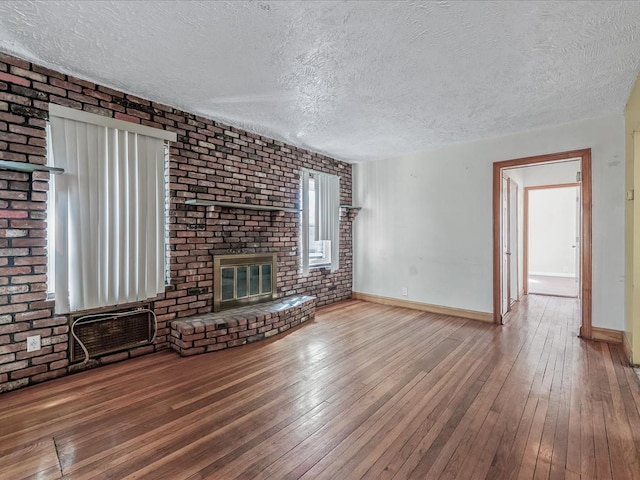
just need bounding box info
[314,172,340,272]
[49,116,166,314]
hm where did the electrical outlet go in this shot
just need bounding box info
[26,335,41,352]
[402,287,408,296]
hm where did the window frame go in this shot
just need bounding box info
[46,105,176,312]
[301,168,341,275]
[45,124,56,299]
[307,174,332,268]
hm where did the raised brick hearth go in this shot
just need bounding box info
[169,295,315,356]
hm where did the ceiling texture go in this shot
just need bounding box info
[1,1,640,163]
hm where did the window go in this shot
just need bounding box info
[47,104,176,314]
[308,175,331,267]
[301,170,340,274]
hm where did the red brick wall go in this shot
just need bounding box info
[0,53,354,393]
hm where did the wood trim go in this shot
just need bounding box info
[492,149,592,339]
[352,292,493,323]
[591,326,623,344]
[492,149,585,169]
[493,163,501,320]
[581,149,593,339]
[623,332,633,365]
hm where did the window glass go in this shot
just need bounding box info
[221,268,235,300]
[261,264,272,293]
[236,266,247,298]
[249,265,260,295]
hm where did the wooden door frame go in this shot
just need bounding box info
[492,149,592,339]
[523,182,580,295]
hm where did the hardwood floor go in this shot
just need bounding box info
[1,296,640,479]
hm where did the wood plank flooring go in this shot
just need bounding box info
[1,295,640,479]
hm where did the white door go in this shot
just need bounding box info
[527,186,579,297]
[501,175,510,317]
[509,179,519,305]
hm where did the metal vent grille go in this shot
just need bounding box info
[70,306,154,363]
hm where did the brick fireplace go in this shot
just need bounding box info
[0,51,355,394]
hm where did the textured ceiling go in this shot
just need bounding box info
[1,1,640,163]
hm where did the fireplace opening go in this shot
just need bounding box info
[214,253,277,312]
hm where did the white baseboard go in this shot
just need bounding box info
[529,272,576,278]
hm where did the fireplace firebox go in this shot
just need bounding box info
[213,253,277,312]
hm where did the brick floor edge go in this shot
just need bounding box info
[169,295,316,356]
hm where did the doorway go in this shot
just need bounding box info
[525,184,580,298]
[492,149,592,338]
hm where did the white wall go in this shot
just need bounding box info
[528,187,578,276]
[521,161,580,187]
[353,114,625,330]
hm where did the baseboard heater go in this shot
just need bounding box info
[69,303,156,364]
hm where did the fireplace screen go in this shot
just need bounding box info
[214,253,277,311]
